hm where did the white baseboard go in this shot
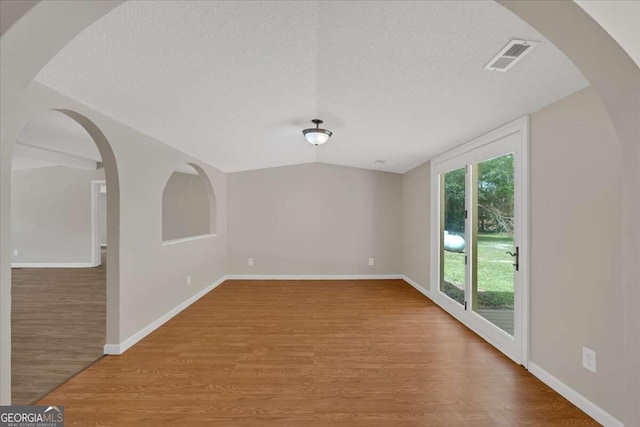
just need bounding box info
[103,275,227,355]
[11,262,95,268]
[102,343,122,355]
[401,275,432,299]
[528,362,623,427]
[226,274,404,280]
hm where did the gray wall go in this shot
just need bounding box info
[401,161,430,290]
[228,162,402,275]
[496,4,639,423]
[162,171,211,241]
[529,87,624,418]
[11,166,103,264]
[399,87,626,421]
[4,82,228,353]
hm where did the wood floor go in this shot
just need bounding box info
[34,279,596,426]
[11,252,106,404]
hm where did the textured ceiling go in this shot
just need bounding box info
[13,110,101,169]
[35,1,588,173]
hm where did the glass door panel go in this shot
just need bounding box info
[471,153,515,335]
[432,121,526,365]
[440,167,466,306]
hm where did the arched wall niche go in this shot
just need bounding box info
[161,162,217,242]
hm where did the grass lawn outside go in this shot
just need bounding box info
[442,233,515,309]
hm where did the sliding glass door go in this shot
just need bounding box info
[431,118,528,365]
[471,154,516,335]
[440,167,466,307]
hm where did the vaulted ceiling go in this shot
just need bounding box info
[34,0,588,173]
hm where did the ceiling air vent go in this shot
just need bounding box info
[484,39,539,72]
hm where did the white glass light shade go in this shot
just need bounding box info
[304,131,330,146]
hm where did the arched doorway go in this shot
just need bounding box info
[8,109,119,404]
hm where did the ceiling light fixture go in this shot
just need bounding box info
[302,119,333,146]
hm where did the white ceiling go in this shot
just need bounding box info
[34,0,588,173]
[17,110,101,161]
[12,156,59,171]
[12,110,101,170]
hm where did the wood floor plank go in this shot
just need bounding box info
[33,279,597,425]
[11,252,106,404]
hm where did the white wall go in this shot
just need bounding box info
[228,162,403,276]
[100,191,106,246]
[574,0,640,67]
[402,161,430,290]
[529,87,624,419]
[11,165,103,264]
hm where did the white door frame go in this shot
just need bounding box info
[429,116,530,367]
[91,180,106,267]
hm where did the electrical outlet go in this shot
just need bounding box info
[13,249,18,257]
[582,347,596,373]
[187,275,191,286]
[248,258,254,266]
[368,258,375,266]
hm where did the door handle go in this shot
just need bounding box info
[506,247,519,271]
